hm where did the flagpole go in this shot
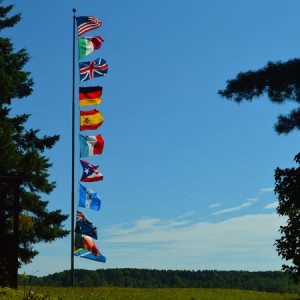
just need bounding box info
[71,8,76,287]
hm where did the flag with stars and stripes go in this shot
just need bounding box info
[76,16,102,36]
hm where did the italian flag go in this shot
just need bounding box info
[78,36,104,59]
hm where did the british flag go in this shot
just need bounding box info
[76,211,88,223]
[79,58,108,82]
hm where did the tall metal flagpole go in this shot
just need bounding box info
[71,8,76,287]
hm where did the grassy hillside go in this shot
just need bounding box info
[1,287,300,300]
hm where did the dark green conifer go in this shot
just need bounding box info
[0,0,68,267]
[219,58,300,281]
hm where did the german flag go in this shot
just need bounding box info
[79,86,102,107]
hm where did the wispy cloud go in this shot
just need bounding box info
[264,202,278,209]
[209,203,221,208]
[212,198,257,216]
[20,212,286,276]
[177,211,197,219]
[100,213,285,272]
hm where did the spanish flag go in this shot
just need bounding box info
[79,86,102,107]
[80,109,104,131]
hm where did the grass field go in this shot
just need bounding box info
[1,286,300,300]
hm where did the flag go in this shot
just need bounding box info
[79,86,102,107]
[75,211,98,240]
[80,160,103,183]
[79,58,108,82]
[80,109,104,131]
[80,134,104,157]
[74,248,106,263]
[81,235,99,256]
[79,183,101,211]
[80,160,103,182]
[74,234,106,263]
[76,16,102,36]
[78,36,104,60]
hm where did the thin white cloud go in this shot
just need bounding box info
[177,211,197,219]
[209,203,221,208]
[134,218,160,229]
[264,201,278,209]
[212,199,257,216]
[100,213,286,271]
[247,198,258,203]
[20,212,287,276]
[105,216,191,237]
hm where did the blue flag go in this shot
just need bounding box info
[79,184,101,211]
[75,211,98,240]
[79,58,108,82]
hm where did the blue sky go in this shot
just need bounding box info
[4,0,300,276]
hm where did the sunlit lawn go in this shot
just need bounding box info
[1,287,300,300]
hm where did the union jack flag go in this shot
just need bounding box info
[79,58,108,82]
[77,211,85,222]
[76,16,102,36]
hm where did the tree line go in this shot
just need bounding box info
[19,269,300,293]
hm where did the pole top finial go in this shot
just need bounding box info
[73,8,76,13]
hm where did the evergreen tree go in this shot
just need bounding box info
[0,1,68,267]
[274,153,300,282]
[218,58,300,134]
[218,58,300,281]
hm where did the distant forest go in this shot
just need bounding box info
[19,269,300,293]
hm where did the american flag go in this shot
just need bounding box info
[79,58,108,82]
[76,16,102,36]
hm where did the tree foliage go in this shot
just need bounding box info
[0,1,68,266]
[274,153,300,282]
[21,268,300,293]
[218,58,300,135]
[218,58,300,281]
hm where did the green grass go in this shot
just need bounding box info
[1,287,300,300]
